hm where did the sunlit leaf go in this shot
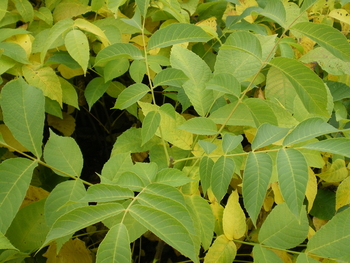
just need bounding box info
[211,156,235,202]
[204,235,236,263]
[74,18,109,47]
[114,83,149,110]
[65,29,89,74]
[243,98,278,126]
[251,123,289,150]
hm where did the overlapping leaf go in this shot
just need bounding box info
[301,138,350,158]
[252,123,290,150]
[211,156,235,202]
[177,117,218,135]
[65,29,89,74]
[252,244,284,263]
[114,83,149,110]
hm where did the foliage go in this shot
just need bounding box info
[1,0,350,262]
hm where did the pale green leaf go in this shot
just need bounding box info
[94,43,143,67]
[81,184,133,203]
[177,117,218,135]
[0,0,8,22]
[116,171,145,192]
[1,78,45,157]
[243,152,272,226]
[211,156,235,202]
[243,98,278,126]
[135,0,150,17]
[170,45,213,116]
[206,73,241,97]
[199,156,214,194]
[269,57,329,117]
[291,22,350,62]
[296,253,320,263]
[252,244,283,263]
[100,153,134,183]
[148,23,211,50]
[0,158,37,234]
[155,168,192,187]
[96,223,131,263]
[13,0,33,22]
[129,60,146,83]
[65,29,89,74]
[204,235,236,263]
[301,138,350,158]
[306,208,350,260]
[0,42,29,64]
[277,149,308,217]
[6,199,49,253]
[43,203,124,247]
[259,203,308,249]
[85,77,110,110]
[74,18,109,47]
[142,111,161,146]
[198,140,217,155]
[300,0,319,13]
[283,118,338,146]
[35,7,53,25]
[114,83,149,110]
[59,76,79,109]
[44,131,83,178]
[130,183,200,263]
[0,232,17,250]
[0,28,28,42]
[221,134,242,154]
[257,0,286,28]
[104,58,129,82]
[124,162,158,186]
[251,123,290,150]
[153,68,188,87]
[44,180,87,227]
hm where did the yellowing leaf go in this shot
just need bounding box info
[336,176,350,210]
[312,217,328,231]
[223,190,246,240]
[65,30,89,75]
[318,159,348,182]
[271,182,284,204]
[0,124,27,152]
[263,195,274,212]
[52,1,92,22]
[23,64,62,106]
[306,168,317,212]
[43,238,93,263]
[236,0,258,23]
[295,36,316,58]
[74,18,110,47]
[211,202,224,236]
[196,17,218,38]
[6,34,32,57]
[328,9,350,25]
[21,185,49,208]
[58,64,84,79]
[47,113,76,136]
[204,235,237,263]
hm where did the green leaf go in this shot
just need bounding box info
[222,134,242,154]
[277,148,308,217]
[204,235,237,263]
[6,199,49,253]
[155,168,192,187]
[43,203,124,247]
[198,140,218,155]
[148,23,211,50]
[121,162,158,186]
[177,117,218,135]
[243,152,272,226]
[96,223,131,263]
[129,183,200,263]
[81,184,134,203]
[0,158,37,234]
[114,83,149,110]
[301,138,350,158]
[269,57,329,117]
[199,156,215,194]
[59,77,80,109]
[100,153,134,183]
[0,0,8,22]
[85,77,110,110]
[64,29,89,75]
[13,0,34,22]
[170,45,213,116]
[307,208,350,260]
[251,123,290,150]
[0,28,28,42]
[130,60,146,83]
[252,244,283,263]
[0,232,17,250]
[94,43,143,67]
[291,22,350,62]
[1,78,45,157]
[326,81,350,101]
[283,118,338,146]
[44,131,83,178]
[296,253,321,263]
[44,180,87,227]
[35,7,53,25]
[300,0,318,13]
[141,111,161,146]
[74,18,109,47]
[0,42,29,64]
[243,98,278,126]
[104,58,129,82]
[153,68,188,87]
[258,203,308,249]
[257,0,286,28]
[206,73,241,97]
[211,156,235,202]
[135,0,150,17]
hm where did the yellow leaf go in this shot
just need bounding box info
[329,9,350,25]
[308,226,316,240]
[236,0,258,23]
[196,17,218,38]
[312,217,328,231]
[43,238,93,263]
[271,182,284,204]
[22,64,63,106]
[6,34,32,57]
[271,249,293,263]
[306,168,318,212]
[295,36,316,58]
[52,1,92,22]
[223,190,246,240]
[263,195,274,212]
[318,159,348,182]
[74,18,110,47]
[58,64,84,79]
[204,235,237,263]
[130,35,149,48]
[244,128,257,144]
[0,124,28,152]
[211,202,224,236]
[47,113,76,137]
[336,176,350,210]
[21,185,49,208]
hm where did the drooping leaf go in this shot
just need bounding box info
[306,208,350,260]
[64,29,89,75]
[301,138,350,158]
[291,22,350,62]
[43,203,124,247]
[0,158,37,234]
[258,203,309,249]
[277,148,308,217]
[148,23,212,50]
[252,244,284,263]
[141,111,161,146]
[251,123,290,150]
[283,118,338,146]
[80,184,134,203]
[211,156,235,202]
[170,45,213,116]
[177,117,218,135]
[1,78,45,157]
[96,223,131,263]
[94,43,143,67]
[114,83,149,110]
[85,77,111,110]
[44,130,83,178]
[243,152,272,226]
[203,235,237,263]
[221,134,242,154]
[269,57,329,117]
